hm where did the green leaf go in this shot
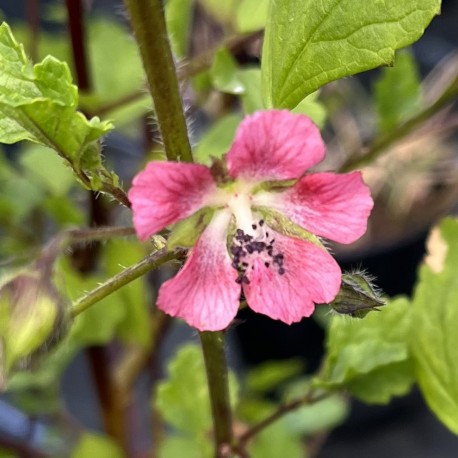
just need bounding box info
[0,23,113,189]
[155,343,238,436]
[210,48,245,95]
[235,0,269,33]
[102,240,151,347]
[283,394,348,435]
[262,0,441,108]
[411,218,458,435]
[194,113,242,164]
[246,359,304,393]
[237,68,265,114]
[374,50,422,133]
[159,436,212,458]
[199,0,240,25]
[319,296,414,404]
[166,0,194,58]
[72,433,123,458]
[292,92,327,129]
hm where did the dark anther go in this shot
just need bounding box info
[259,219,264,226]
[267,249,273,256]
[264,262,270,268]
[252,223,257,230]
[232,261,239,269]
[235,277,243,284]
[242,262,248,267]
[242,275,250,284]
[246,245,254,254]
[279,267,285,275]
[270,239,275,244]
[266,232,269,237]
[243,234,253,242]
[236,229,244,236]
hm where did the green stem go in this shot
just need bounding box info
[123,0,193,163]
[341,74,458,172]
[70,248,182,318]
[199,331,233,458]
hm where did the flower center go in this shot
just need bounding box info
[229,219,286,285]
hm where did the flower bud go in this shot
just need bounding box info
[0,265,67,389]
[329,271,385,318]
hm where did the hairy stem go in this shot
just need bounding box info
[123,0,193,162]
[70,248,182,318]
[236,390,330,449]
[200,331,233,457]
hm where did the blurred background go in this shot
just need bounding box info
[0,0,457,456]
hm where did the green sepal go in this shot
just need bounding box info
[167,208,215,250]
[330,272,386,318]
[255,206,324,249]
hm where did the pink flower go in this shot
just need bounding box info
[128,111,373,331]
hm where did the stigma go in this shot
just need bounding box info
[229,219,286,285]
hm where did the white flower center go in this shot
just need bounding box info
[226,191,286,285]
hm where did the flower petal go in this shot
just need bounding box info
[226,110,325,181]
[128,161,217,240]
[157,211,240,331]
[254,172,373,244]
[243,229,341,324]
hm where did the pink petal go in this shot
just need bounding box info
[254,172,373,244]
[243,230,341,324]
[226,110,325,181]
[128,161,217,240]
[157,211,240,331]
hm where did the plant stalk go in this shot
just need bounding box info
[200,331,233,458]
[71,248,182,318]
[123,0,193,163]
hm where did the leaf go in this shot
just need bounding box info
[283,394,348,435]
[155,344,238,436]
[237,69,265,114]
[411,218,458,435]
[0,23,113,189]
[198,0,240,25]
[102,240,151,347]
[292,92,327,129]
[159,436,212,458]
[262,0,441,108]
[319,296,414,404]
[235,0,269,33]
[194,113,242,164]
[246,359,304,393]
[210,48,245,95]
[166,0,194,58]
[375,49,422,133]
[72,433,123,458]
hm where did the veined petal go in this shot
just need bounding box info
[157,210,240,331]
[226,110,325,181]
[254,172,373,244]
[243,229,341,324]
[128,161,217,240]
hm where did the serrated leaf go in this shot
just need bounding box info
[194,113,242,165]
[411,218,458,435]
[262,0,441,108]
[375,49,422,133]
[155,344,238,437]
[319,296,414,404]
[0,23,113,189]
[235,0,269,33]
[210,48,245,95]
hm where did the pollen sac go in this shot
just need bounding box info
[0,266,68,390]
[229,221,286,285]
[330,272,385,319]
